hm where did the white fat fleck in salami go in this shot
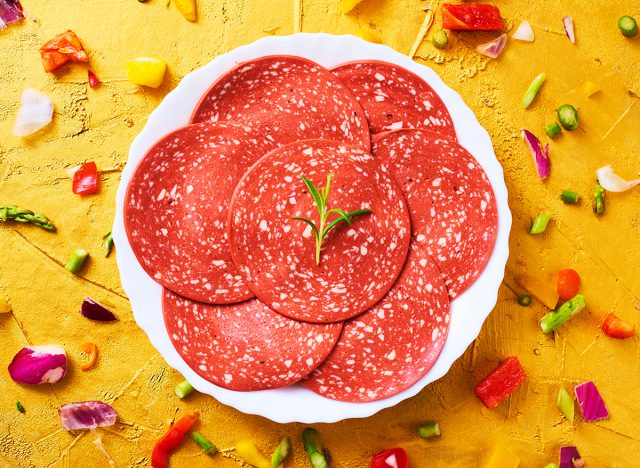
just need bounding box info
[191,56,371,151]
[125,122,276,304]
[162,289,342,391]
[302,244,450,402]
[373,129,498,298]
[332,60,457,139]
[228,139,411,323]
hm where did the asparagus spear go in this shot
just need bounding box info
[271,437,291,468]
[0,206,56,231]
[539,294,586,333]
[302,428,329,468]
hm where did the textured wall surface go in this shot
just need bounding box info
[1,0,639,466]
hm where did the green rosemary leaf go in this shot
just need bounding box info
[292,217,320,241]
[300,175,325,213]
[326,208,353,225]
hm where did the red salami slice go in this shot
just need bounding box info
[191,56,371,150]
[302,244,450,402]
[228,139,411,323]
[163,289,342,391]
[333,60,456,139]
[373,129,498,298]
[125,122,275,304]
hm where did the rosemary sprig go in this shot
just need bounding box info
[292,173,371,265]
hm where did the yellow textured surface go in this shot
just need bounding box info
[1,1,639,467]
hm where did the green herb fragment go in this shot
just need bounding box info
[103,231,114,257]
[618,15,638,37]
[16,401,25,413]
[557,104,579,130]
[544,122,561,139]
[529,213,551,235]
[192,431,217,454]
[432,29,448,49]
[560,190,579,204]
[271,436,292,468]
[557,386,575,423]
[539,294,586,333]
[0,206,56,232]
[293,174,372,265]
[175,380,195,399]
[65,249,89,273]
[302,428,329,468]
[522,73,546,108]
[594,182,605,215]
[517,294,532,307]
[418,422,441,439]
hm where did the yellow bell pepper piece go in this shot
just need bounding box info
[125,57,167,88]
[173,0,197,22]
[515,273,559,310]
[236,440,271,468]
[356,27,382,44]
[342,0,366,14]
[582,81,600,97]
[486,445,520,468]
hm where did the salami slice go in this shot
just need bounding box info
[228,139,411,323]
[191,56,371,150]
[163,289,343,391]
[302,244,450,402]
[373,129,498,298]
[125,122,275,304]
[333,60,457,139]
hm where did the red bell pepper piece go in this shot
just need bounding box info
[475,357,527,409]
[602,313,635,339]
[370,447,409,468]
[72,162,99,195]
[151,412,200,468]
[441,4,504,31]
[88,70,101,89]
[41,30,89,73]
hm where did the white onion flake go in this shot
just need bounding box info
[513,20,534,42]
[8,345,67,384]
[58,401,118,430]
[476,33,508,59]
[13,88,54,137]
[563,16,576,44]
[596,165,640,192]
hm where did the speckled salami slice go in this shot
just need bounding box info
[125,122,275,304]
[163,289,342,391]
[228,139,411,323]
[191,56,371,150]
[332,60,456,139]
[302,244,450,402]
[373,129,498,298]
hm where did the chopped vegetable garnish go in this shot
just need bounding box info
[80,342,99,371]
[125,57,167,88]
[192,431,217,455]
[370,447,409,468]
[13,88,54,137]
[72,162,99,195]
[476,33,508,59]
[302,428,329,468]
[16,401,25,413]
[418,422,441,439]
[356,27,382,44]
[521,130,550,179]
[516,274,559,309]
[41,30,89,73]
[173,0,196,21]
[8,345,67,384]
[175,380,195,399]
[236,440,271,468]
[0,296,12,313]
[595,165,640,192]
[0,0,24,28]
[593,182,605,215]
[563,16,576,44]
[342,0,365,14]
[58,401,117,430]
[0,205,56,231]
[556,269,580,301]
[559,446,581,468]
[575,381,609,422]
[560,190,579,204]
[529,213,551,235]
[539,294,586,334]
[602,313,635,339]
[556,386,575,423]
[432,29,448,49]
[544,122,561,139]
[270,437,292,468]
[522,73,545,108]
[81,297,117,321]
[582,81,600,97]
[66,249,89,273]
[475,357,527,409]
[512,20,534,42]
[441,4,504,31]
[557,104,578,130]
[88,70,101,89]
[618,15,638,37]
[485,445,519,468]
[103,231,114,257]
[152,412,200,468]
[543,464,559,468]
[516,294,532,307]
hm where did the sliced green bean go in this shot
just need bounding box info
[529,213,551,235]
[560,190,579,204]
[557,104,578,130]
[522,73,546,108]
[65,249,89,273]
[618,15,638,37]
[544,122,561,139]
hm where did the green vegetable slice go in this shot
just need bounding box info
[175,380,195,399]
[557,104,579,130]
[192,431,217,454]
[529,213,551,235]
[271,437,292,467]
[522,73,546,108]
[544,122,561,139]
[432,29,448,49]
[66,249,89,273]
[557,386,575,423]
[560,190,579,204]
[618,15,638,37]
[517,294,532,306]
[302,428,329,468]
[539,294,586,333]
[418,422,441,438]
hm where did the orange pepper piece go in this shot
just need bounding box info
[80,342,98,371]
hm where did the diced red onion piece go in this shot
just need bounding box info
[563,16,575,44]
[58,401,118,430]
[574,381,609,422]
[560,446,581,468]
[522,129,550,179]
[0,0,24,26]
[8,345,67,384]
[596,165,640,192]
[81,297,118,321]
[476,33,508,59]
[513,20,534,42]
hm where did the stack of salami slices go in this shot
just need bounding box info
[124,56,498,403]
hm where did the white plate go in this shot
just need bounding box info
[113,33,511,424]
